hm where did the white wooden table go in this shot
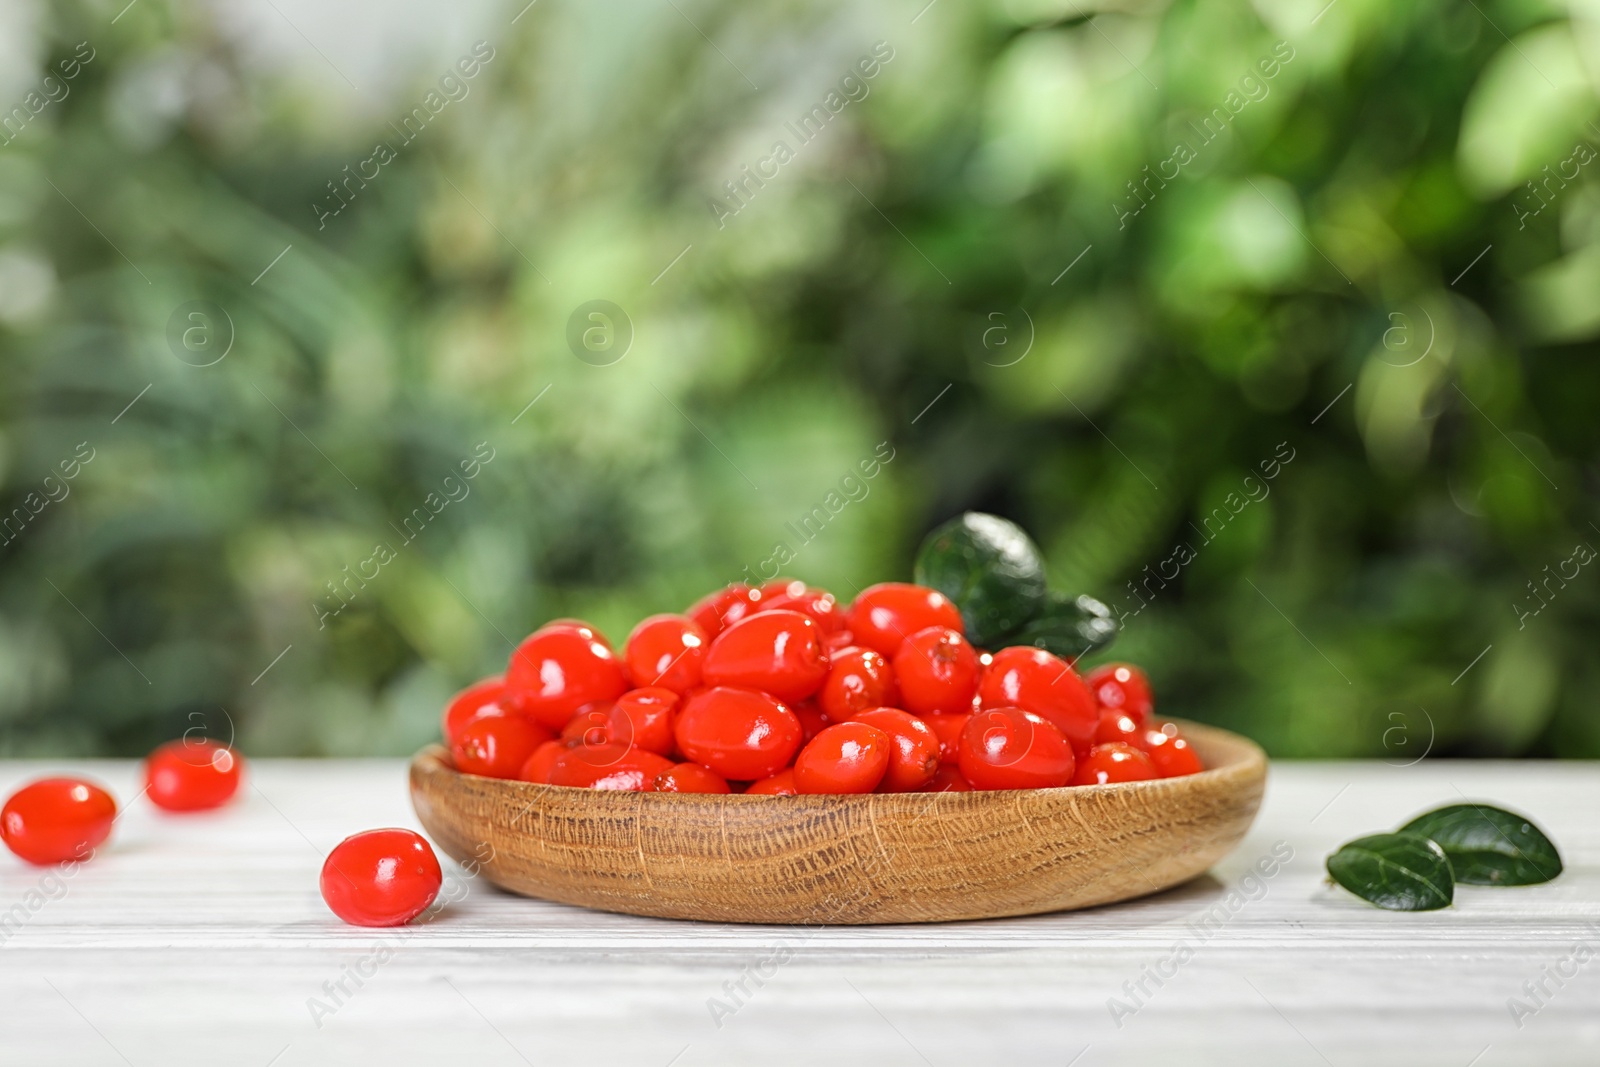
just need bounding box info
[1,759,1596,1066]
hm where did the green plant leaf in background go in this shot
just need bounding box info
[1009,591,1118,661]
[1400,804,1563,886]
[913,513,1047,648]
[1326,832,1455,911]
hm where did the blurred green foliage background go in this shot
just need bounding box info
[1,0,1596,759]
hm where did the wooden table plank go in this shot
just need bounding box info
[0,759,1596,1065]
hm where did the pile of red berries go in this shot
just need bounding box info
[442,579,1204,795]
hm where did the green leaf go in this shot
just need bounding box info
[913,513,1047,647]
[1009,591,1119,660]
[1326,832,1454,911]
[1400,804,1563,886]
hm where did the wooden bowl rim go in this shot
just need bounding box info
[413,717,1266,805]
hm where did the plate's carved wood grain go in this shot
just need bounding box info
[409,720,1267,924]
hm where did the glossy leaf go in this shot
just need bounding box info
[1009,592,1118,660]
[1326,832,1454,911]
[913,513,1047,647]
[1400,804,1562,886]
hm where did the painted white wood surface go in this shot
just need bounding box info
[0,759,1596,1066]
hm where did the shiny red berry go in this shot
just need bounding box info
[144,739,244,812]
[674,687,804,781]
[893,626,980,716]
[320,828,442,927]
[760,578,804,598]
[1144,726,1205,777]
[817,646,899,721]
[792,700,832,743]
[548,746,676,790]
[561,689,679,757]
[701,609,829,704]
[921,712,971,766]
[652,762,732,794]
[624,614,708,694]
[923,765,974,792]
[612,688,679,755]
[686,584,764,638]
[978,646,1098,747]
[451,714,553,779]
[441,676,510,745]
[543,619,613,647]
[1073,742,1158,785]
[505,623,629,730]
[519,740,567,783]
[794,722,892,794]
[1093,709,1145,748]
[1,778,117,866]
[745,769,798,795]
[958,707,1076,790]
[560,701,619,747]
[756,587,844,634]
[1086,663,1154,726]
[844,582,964,658]
[850,708,939,792]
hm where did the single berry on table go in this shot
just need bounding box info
[1,778,117,866]
[320,828,442,927]
[144,738,244,812]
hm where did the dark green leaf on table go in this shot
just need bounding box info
[913,512,1047,647]
[1009,592,1119,660]
[1400,804,1562,886]
[1326,832,1454,911]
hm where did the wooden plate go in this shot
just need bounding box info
[408,720,1266,925]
